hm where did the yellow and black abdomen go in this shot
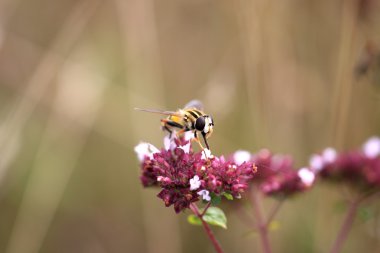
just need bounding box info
[160,111,186,134]
[161,109,205,134]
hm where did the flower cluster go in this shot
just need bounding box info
[135,135,257,213]
[310,137,380,191]
[232,149,316,197]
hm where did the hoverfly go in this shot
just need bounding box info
[135,100,214,150]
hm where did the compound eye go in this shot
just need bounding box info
[195,116,206,131]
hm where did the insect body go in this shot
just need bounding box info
[135,100,214,150]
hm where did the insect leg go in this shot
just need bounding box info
[202,132,210,150]
[163,125,173,138]
[175,128,187,138]
[191,131,205,150]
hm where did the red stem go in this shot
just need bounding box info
[329,195,364,253]
[250,188,272,253]
[190,203,225,253]
[201,202,212,217]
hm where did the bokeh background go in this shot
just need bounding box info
[0,0,380,252]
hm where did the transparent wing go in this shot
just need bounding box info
[184,99,204,110]
[134,108,182,117]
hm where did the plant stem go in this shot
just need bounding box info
[235,203,256,228]
[201,202,212,217]
[250,188,272,253]
[265,199,284,227]
[190,203,225,253]
[329,199,360,253]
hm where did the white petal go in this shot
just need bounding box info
[183,131,195,141]
[179,142,191,154]
[197,190,211,202]
[363,136,380,158]
[309,154,323,171]
[164,135,177,151]
[134,142,159,162]
[233,150,251,165]
[201,148,212,160]
[164,135,171,150]
[298,168,315,187]
[197,190,206,196]
[190,175,201,190]
[322,148,337,163]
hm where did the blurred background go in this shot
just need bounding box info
[0,0,380,252]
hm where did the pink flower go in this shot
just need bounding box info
[314,136,380,191]
[231,149,316,197]
[136,137,257,213]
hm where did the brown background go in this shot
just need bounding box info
[0,0,380,252]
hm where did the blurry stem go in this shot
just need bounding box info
[329,191,374,253]
[0,0,100,185]
[329,0,359,148]
[189,203,224,253]
[235,203,256,228]
[265,199,284,227]
[329,198,360,253]
[250,187,272,253]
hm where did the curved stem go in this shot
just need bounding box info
[329,199,360,253]
[190,203,225,253]
[329,190,377,253]
[250,187,272,253]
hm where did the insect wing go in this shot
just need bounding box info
[184,100,204,110]
[134,108,182,117]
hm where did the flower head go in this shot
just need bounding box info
[314,136,380,191]
[231,149,316,197]
[136,137,257,213]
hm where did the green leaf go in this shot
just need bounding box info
[187,207,228,229]
[210,193,222,205]
[222,192,234,200]
[187,215,202,226]
[202,207,228,229]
